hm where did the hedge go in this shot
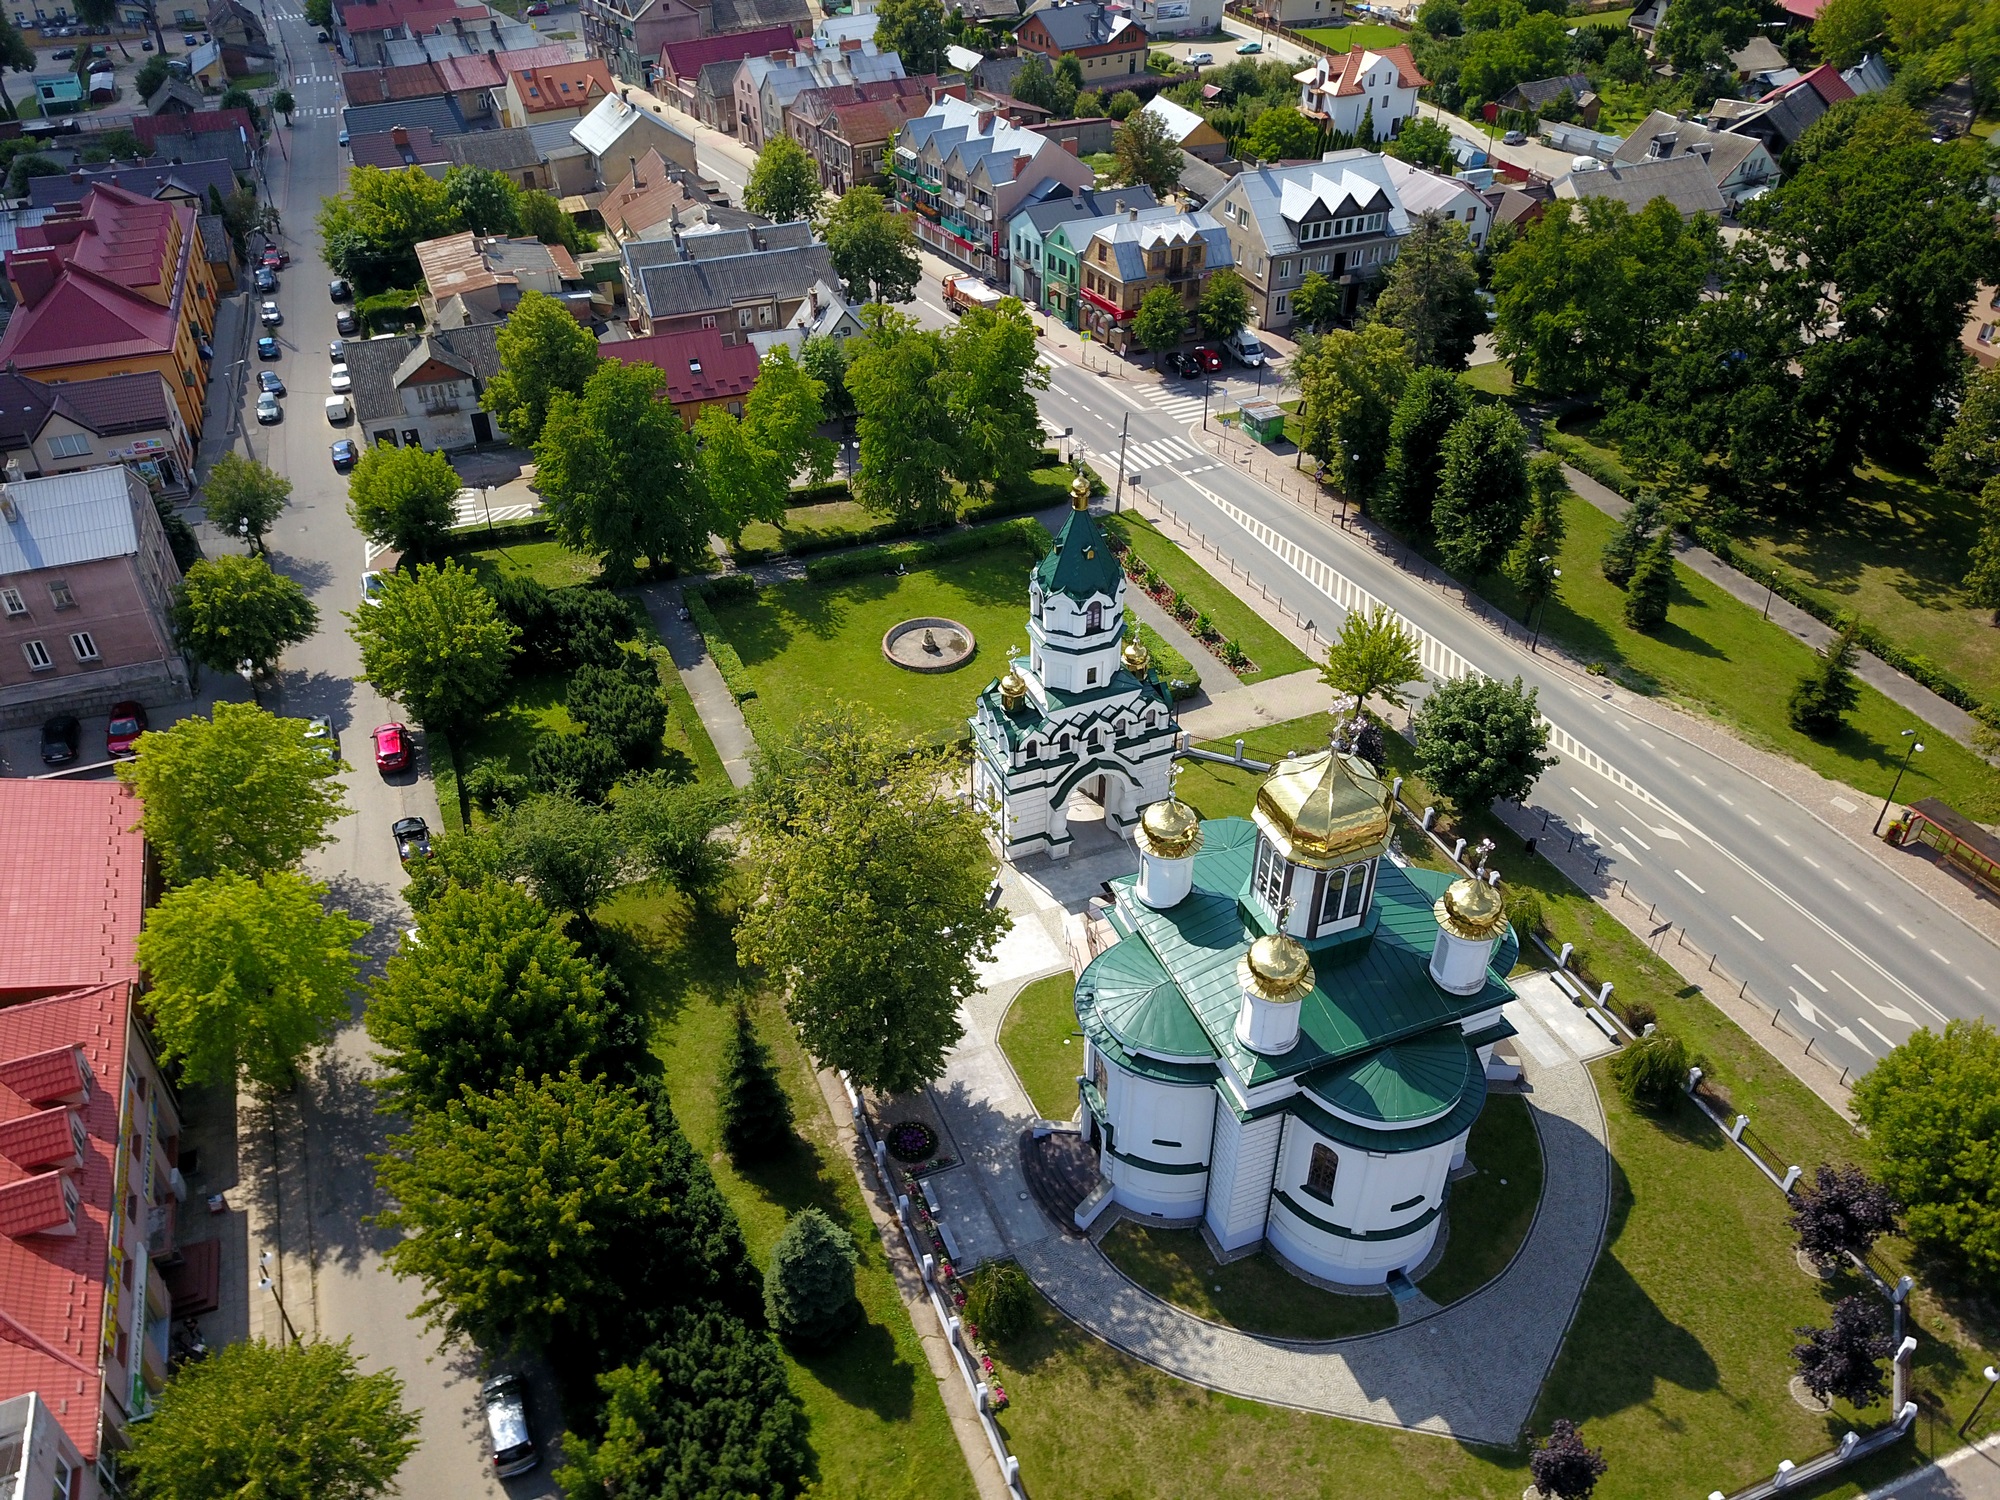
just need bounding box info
[1543,431,1635,497]
[685,590,758,702]
[689,573,758,607]
[801,516,1046,584]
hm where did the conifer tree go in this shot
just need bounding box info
[1622,531,1674,632]
[765,1208,860,1349]
[719,1004,794,1165]
[1599,491,1661,588]
[1787,616,1863,738]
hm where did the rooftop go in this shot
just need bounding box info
[658,23,798,82]
[341,93,470,138]
[0,779,147,998]
[349,124,451,168]
[24,158,238,213]
[339,60,448,105]
[0,370,176,451]
[1554,152,1726,217]
[342,322,502,426]
[130,108,255,155]
[1022,0,1146,51]
[414,230,576,300]
[507,55,616,115]
[599,325,759,406]
[570,90,695,158]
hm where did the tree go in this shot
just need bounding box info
[964,1262,1036,1341]
[1113,105,1182,196]
[442,164,519,235]
[1418,0,1463,31]
[616,773,735,893]
[484,288,603,447]
[1010,55,1076,118]
[1794,1296,1893,1408]
[1433,406,1530,579]
[1382,365,1472,535]
[1609,1029,1689,1110]
[698,345,835,544]
[1292,271,1345,335]
[802,332,854,418]
[203,450,292,550]
[516,188,591,253]
[133,54,171,102]
[117,702,349,886]
[1411,674,1556,811]
[317,166,459,292]
[1132,285,1189,360]
[1786,615,1863,738]
[506,793,626,916]
[1291,324,1412,501]
[1853,1019,2000,1277]
[945,298,1048,496]
[1598,491,1662,588]
[1966,479,2000,618]
[567,659,666,768]
[1932,361,2000,491]
[272,87,296,124]
[529,730,625,802]
[1387,115,1458,170]
[0,21,34,118]
[846,311,959,527]
[123,1338,419,1500]
[1622,530,1675,632]
[348,562,518,732]
[720,1004,795,1164]
[536,359,710,581]
[1505,454,1569,618]
[1813,0,1884,67]
[1197,267,1250,341]
[1529,1419,1608,1499]
[1654,0,1770,70]
[555,1308,808,1500]
[1319,604,1425,714]
[1242,104,1320,162]
[346,443,459,562]
[5,152,62,199]
[366,881,612,1115]
[736,710,1010,1094]
[873,0,949,73]
[765,1207,860,1348]
[136,871,367,1091]
[1075,90,1104,117]
[1107,89,1142,120]
[1370,211,1487,372]
[171,554,317,680]
[744,135,824,225]
[823,184,921,303]
[1790,1164,1900,1273]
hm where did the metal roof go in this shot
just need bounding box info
[0,465,146,574]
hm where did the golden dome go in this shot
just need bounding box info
[1240,932,1314,1003]
[998,667,1028,712]
[1069,470,1092,510]
[1253,748,1393,869]
[1434,876,1508,940]
[1121,636,1152,675]
[1135,798,1202,859]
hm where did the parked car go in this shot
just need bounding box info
[524,1,549,12]
[256,392,281,424]
[482,1376,538,1478]
[1224,328,1266,367]
[329,338,346,361]
[181,32,198,44]
[337,129,349,147]
[263,247,287,268]
[259,300,282,326]
[1502,129,1526,145]
[304,715,338,763]
[335,309,358,335]
[1193,344,1223,372]
[372,722,412,774]
[253,267,276,292]
[1186,49,1213,63]
[105,701,148,758]
[392,816,432,862]
[1165,349,1201,378]
[259,370,285,395]
[329,364,351,393]
[1236,39,1261,52]
[140,37,153,48]
[360,570,386,605]
[316,27,329,40]
[325,394,353,424]
[50,46,74,58]
[328,277,351,301]
[39,715,80,766]
[257,335,280,359]
[331,437,359,470]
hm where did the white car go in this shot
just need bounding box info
[329,363,351,393]
[259,300,282,326]
[255,392,281,424]
[1186,49,1213,63]
[360,570,386,605]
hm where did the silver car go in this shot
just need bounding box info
[481,1375,537,1477]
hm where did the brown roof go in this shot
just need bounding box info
[819,93,931,144]
[340,61,447,105]
[1302,43,1427,99]
[350,125,451,167]
[504,54,616,114]
[435,50,505,90]
[599,148,701,241]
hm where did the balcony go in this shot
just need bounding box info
[147,1196,177,1262]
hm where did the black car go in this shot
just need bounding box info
[331,438,359,470]
[392,816,433,862]
[329,277,352,302]
[1165,350,1202,379]
[253,267,276,292]
[335,309,359,335]
[39,715,80,765]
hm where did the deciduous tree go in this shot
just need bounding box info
[506,793,627,916]
[1790,1163,1900,1272]
[1132,285,1189,360]
[696,345,835,544]
[346,443,459,562]
[616,773,735,893]
[1529,1419,1608,1499]
[1505,454,1569,617]
[1370,211,1487,372]
[171,553,318,679]
[118,702,349,885]
[1113,105,1181,196]
[316,166,459,292]
[1319,604,1425,713]
[1793,1296,1893,1408]
[823,185,920,304]
[1433,405,1529,579]
[1291,324,1412,501]
[515,188,590,253]
[1410,673,1556,812]
[945,298,1048,496]
[1386,115,1457,170]
[484,288,603,447]
[765,1207,859,1348]
[1291,270,1345,335]
[1381,365,1472,535]
[347,562,518,731]
[846,311,959,527]
[136,871,367,1091]
[203,450,292,551]
[442,164,519,235]
[743,135,824,225]
[1608,1029,1688,1110]
[1196,267,1250,341]
[872,0,949,73]
[1242,104,1320,162]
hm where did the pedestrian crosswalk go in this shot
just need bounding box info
[452,488,538,529]
[1144,388,1211,423]
[1089,434,1206,477]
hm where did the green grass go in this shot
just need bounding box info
[1577,5,1635,26]
[1105,512,1314,683]
[1461,362,1517,399]
[1418,1093,1543,1304]
[458,536,602,589]
[1296,22,1411,50]
[998,973,1084,1122]
[737,500,883,556]
[1099,1222,1398,1338]
[705,543,1042,745]
[599,882,978,1500]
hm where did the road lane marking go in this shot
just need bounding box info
[1690,774,1707,785]
[1865,901,1883,914]
[1802,855,1820,869]
[1773,834,1789,847]
[1675,869,1704,892]
[1665,755,1682,767]
[1791,965,1827,992]
[1570,788,1599,809]
[1971,976,1989,993]
[1733,915,1765,940]
[1832,970,1921,1026]
[1790,989,1824,1027]
[1896,924,1916,939]
[1930,949,1949,964]
[1834,878,1849,891]
[1718,794,1735,806]
[1856,1015,1897,1051]
[1745,814,1761,826]
[1619,825,1653,851]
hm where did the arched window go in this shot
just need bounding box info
[1254,838,1285,909]
[1086,601,1103,632]
[1305,1144,1338,1201]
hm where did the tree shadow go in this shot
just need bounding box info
[299,1046,405,1270]
[322,869,409,976]
[792,1315,919,1422]
[268,548,333,593]
[270,667,354,731]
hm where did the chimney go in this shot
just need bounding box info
[8,250,61,310]
[1127,204,1138,220]
[1113,196,1123,213]
[630,154,640,185]
[393,124,410,145]
[68,170,84,184]
[976,107,995,133]
[1060,135,1079,154]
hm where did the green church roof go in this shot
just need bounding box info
[1033,504,1124,604]
[1303,1029,1477,1125]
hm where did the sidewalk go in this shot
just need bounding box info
[637,584,756,787]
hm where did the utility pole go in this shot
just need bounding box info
[258,1251,299,1345]
[1873,730,1924,835]
[1112,413,1130,512]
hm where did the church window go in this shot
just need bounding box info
[1087,666,1098,685]
[1059,734,1071,752]
[1343,861,1371,918]
[1025,742,1039,759]
[1305,1144,1338,1201]
[1086,601,1103,632]
[1254,838,1285,909]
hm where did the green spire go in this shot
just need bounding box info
[1034,505,1123,605]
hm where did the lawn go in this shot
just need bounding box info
[1577,5,1635,26]
[1100,1222,1398,1338]
[998,973,1084,1122]
[1416,1093,1543,1305]
[599,882,979,1500]
[1104,512,1315,683]
[737,499,884,557]
[1296,22,1411,50]
[456,535,602,589]
[705,542,1042,745]
[1461,362,1517,399]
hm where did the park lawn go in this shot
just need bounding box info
[1296,22,1411,49]
[1104,512,1315,683]
[458,535,602,589]
[1101,1222,1398,1338]
[1461,362,1517,399]
[998,973,1084,1122]
[1578,4,1635,25]
[1417,1093,1543,1305]
[599,882,979,1500]
[628,609,733,788]
[705,542,1041,745]
[737,499,885,557]
[1471,494,2000,820]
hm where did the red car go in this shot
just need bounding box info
[524,2,548,13]
[372,722,413,774]
[1192,345,1223,372]
[105,701,148,758]
[262,247,287,269]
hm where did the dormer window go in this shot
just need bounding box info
[1086,601,1103,632]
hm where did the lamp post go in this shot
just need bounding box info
[1529,558,1561,651]
[1872,729,1924,836]
[258,1251,299,1345]
[1201,369,1211,431]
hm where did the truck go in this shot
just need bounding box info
[942,275,1007,315]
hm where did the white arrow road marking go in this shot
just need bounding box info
[1609,841,1641,864]
[1836,1024,1873,1056]
[1619,825,1653,851]
[1831,970,1916,1028]
[1790,989,1826,1028]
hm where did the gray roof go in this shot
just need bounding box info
[1022,0,1143,50]
[622,220,814,274]
[1216,150,1410,256]
[633,241,838,322]
[709,0,809,33]
[145,77,207,114]
[1728,36,1786,74]
[1554,153,1725,217]
[1013,185,1159,237]
[524,118,590,159]
[0,466,147,574]
[342,323,503,427]
[27,157,239,211]
[570,93,695,161]
[196,212,232,265]
[1610,110,1766,187]
[442,128,543,172]
[341,94,469,138]
[1174,149,1238,205]
[697,59,740,95]
[1079,208,1231,279]
[1501,73,1592,109]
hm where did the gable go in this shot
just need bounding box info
[397,356,472,386]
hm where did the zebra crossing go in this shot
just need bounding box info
[1143,387,1211,423]
[1089,434,1213,477]
[452,487,538,530]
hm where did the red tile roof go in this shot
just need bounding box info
[659,24,796,84]
[1307,42,1427,98]
[132,108,254,153]
[0,1049,92,1110]
[340,61,447,105]
[0,782,145,1001]
[0,1174,72,1238]
[0,1110,84,1174]
[602,326,759,407]
[1766,60,1853,104]
[435,50,505,90]
[506,55,616,114]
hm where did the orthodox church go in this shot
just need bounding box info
[1073,751,1521,1287]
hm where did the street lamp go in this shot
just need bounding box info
[1872,729,1925,836]
[1529,558,1561,652]
[258,1251,299,1345]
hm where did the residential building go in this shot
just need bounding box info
[1016,1,1148,83]
[333,0,490,66]
[695,58,746,127]
[500,54,618,126]
[1252,0,1344,25]
[892,96,1098,280]
[1726,35,1786,80]
[1124,0,1221,37]
[340,92,472,141]
[1007,185,1158,305]
[1553,153,1725,219]
[571,90,700,180]
[429,48,508,122]
[656,23,796,112]
[1491,71,1598,128]
[1174,149,1242,208]
[1610,110,1777,205]
[25,159,239,214]
[734,39,906,152]
[1063,203,1231,349]
[1137,95,1227,162]
[0,370,196,500]
[132,108,259,172]
[185,40,230,89]
[586,0,807,77]
[342,321,506,451]
[1960,284,1999,371]
[0,467,189,725]
[196,213,238,293]
[208,0,278,73]
[340,60,451,108]
[600,325,759,422]
[1294,44,1425,138]
[350,123,454,172]
[415,231,587,326]
[0,185,218,437]
[524,118,600,196]
[382,14,551,66]
[1203,151,1411,329]
[1628,0,1664,51]
[1381,155,1489,250]
[622,221,838,339]
[1708,62,1852,152]
[143,77,208,116]
[747,278,866,357]
[600,147,757,239]
[785,78,934,194]
[438,126,548,187]
[0,777,191,1499]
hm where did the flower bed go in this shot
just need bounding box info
[1108,534,1259,678]
[908,1187,1010,1411]
[885,1119,938,1163]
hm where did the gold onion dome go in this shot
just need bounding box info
[1253,748,1394,869]
[998,667,1028,712]
[1241,931,1315,1004]
[1434,876,1508,940]
[1069,470,1092,510]
[1135,798,1202,859]
[1121,636,1152,674]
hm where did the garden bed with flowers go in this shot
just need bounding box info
[1101,513,1314,684]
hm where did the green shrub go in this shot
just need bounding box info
[528,731,623,802]
[567,659,667,768]
[765,1208,860,1349]
[1610,1030,1690,1112]
[1504,887,1544,939]
[964,1261,1036,1342]
[464,760,527,813]
[685,592,759,701]
[694,573,759,607]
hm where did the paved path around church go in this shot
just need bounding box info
[922,834,1612,1446]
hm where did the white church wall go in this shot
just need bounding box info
[1202,1107,1283,1252]
[1108,1071,1216,1174]
[1264,1123,1464,1285]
